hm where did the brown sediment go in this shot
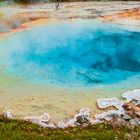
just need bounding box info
[103,8,140,21]
[123,100,140,118]
[0,26,29,38]
[0,10,51,37]
[0,1,140,37]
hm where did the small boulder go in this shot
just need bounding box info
[129,118,140,126]
[2,111,14,119]
[122,89,140,102]
[66,107,93,127]
[23,112,55,128]
[97,98,123,110]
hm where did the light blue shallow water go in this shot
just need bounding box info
[0,20,140,87]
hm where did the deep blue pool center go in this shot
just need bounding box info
[1,21,140,86]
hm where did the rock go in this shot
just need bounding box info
[121,114,132,121]
[66,107,94,127]
[122,101,140,118]
[122,102,132,110]
[129,118,140,126]
[79,108,90,116]
[96,89,140,125]
[57,122,67,129]
[90,119,102,125]
[37,121,56,128]
[24,112,50,123]
[96,97,126,122]
[122,89,140,102]
[109,115,127,127]
[131,99,140,106]
[117,117,126,126]
[95,108,125,121]
[44,123,56,128]
[132,106,140,112]
[97,98,123,110]
[23,112,55,128]
[95,111,113,121]
[57,108,102,128]
[2,111,14,119]
[40,113,51,123]
[135,111,140,117]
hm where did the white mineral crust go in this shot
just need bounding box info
[23,112,56,128]
[97,98,123,110]
[122,89,140,102]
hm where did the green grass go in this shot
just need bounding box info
[0,116,140,140]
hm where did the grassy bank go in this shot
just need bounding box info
[0,116,140,140]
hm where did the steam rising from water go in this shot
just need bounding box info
[0,21,140,87]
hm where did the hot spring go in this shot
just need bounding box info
[0,19,140,119]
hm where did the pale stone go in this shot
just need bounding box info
[23,112,55,128]
[57,122,67,129]
[122,89,140,102]
[129,118,140,126]
[95,108,125,121]
[97,98,123,110]
[66,107,93,127]
[2,111,14,119]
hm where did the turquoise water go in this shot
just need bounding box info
[0,20,140,87]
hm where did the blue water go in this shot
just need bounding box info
[0,20,140,87]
